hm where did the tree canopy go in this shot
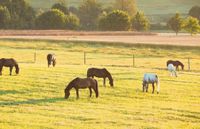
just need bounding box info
[99,10,131,31]
[132,11,150,31]
[78,0,102,30]
[113,0,137,17]
[167,13,184,35]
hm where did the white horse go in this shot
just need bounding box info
[167,64,177,77]
[142,73,160,94]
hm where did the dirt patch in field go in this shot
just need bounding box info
[0,30,200,46]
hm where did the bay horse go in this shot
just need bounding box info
[64,77,99,99]
[166,60,184,70]
[47,54,56,67]
[0,58,19,76]
[142,73,160,94]
[87,68,114,87]
[168,64,177,77]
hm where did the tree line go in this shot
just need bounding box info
[0,0,199,35]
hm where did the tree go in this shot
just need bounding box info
[35,9,66,29]
[0,6,10,29]
[167,13,184,35]
[132,11,150,31]
[52,2,69,15]
[184,16,200,35]
[65,13,80,30]
[98,10,131,31]
[113,0,137,17]
[0,0,36,29]
[189,6,200,21]
[78,0,102,30]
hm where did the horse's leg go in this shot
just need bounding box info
[89,87,92,97]
[0,66,2,75]
[75,88,79,99]
[103,78,106,87]
[174,71,178,77]
[152,83,155,94]
[146,84,148,92]
[9,66,13,76]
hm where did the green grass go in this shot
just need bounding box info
[0,39,200,129]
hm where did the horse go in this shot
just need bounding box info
[142,73,160,94]
[47,54,56,67]
[168,64,177,77]
[64,77,99,99]
[166,60,184,70]
[0,58,19,76]
[87,68,114,87]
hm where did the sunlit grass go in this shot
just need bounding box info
[0,39,199,129]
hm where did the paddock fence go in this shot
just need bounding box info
[0,50,199,72]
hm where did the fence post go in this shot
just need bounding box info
[34,52,36,63]
[188,58,190,71]
[84,52,86,65]
[132,54,135,67]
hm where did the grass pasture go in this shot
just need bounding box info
[0,39,200,129]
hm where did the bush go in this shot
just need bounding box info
[189,6,200,21]
[35,9,66,29]
[65,14,80,30]
[99,10,131,31]
[0,6,10,29]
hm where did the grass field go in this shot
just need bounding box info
[0,39,200,129]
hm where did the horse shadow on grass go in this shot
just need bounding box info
[0,90,24,95]
[0,97,65,106]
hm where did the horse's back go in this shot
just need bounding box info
[143,73,158,83]
[76,77,96,88]
[0,58,17,67]
[87,68,108,77]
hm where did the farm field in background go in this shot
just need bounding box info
[0,39,200,129]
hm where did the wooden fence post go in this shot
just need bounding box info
[132,54,135,67]
[34,52,36,63]
[84,52,86,65]
[188,58,190,71]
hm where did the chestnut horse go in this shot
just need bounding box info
[167,60,184,70]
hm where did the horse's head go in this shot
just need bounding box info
[109,79,114,87]
[64,88,70,99]
[182,64,184,70]
[142,82,147,92]
[15,65,19,74]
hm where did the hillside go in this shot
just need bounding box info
[26,0,200,14]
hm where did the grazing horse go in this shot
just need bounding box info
[167,60,184,70]
[87,68,114,87]
[64,77,99,99]
[142,73,160,94]
[168,64,177,77]
[0,58,19,76]
[47,54,56,67]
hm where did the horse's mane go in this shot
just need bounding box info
[65,77,79,91]
[103,68,113,81]
[176,60,184,66]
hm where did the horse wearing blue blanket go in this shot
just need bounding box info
[142,73,160,94]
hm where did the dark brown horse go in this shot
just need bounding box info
[0,58,19,76]
[64,77,99,99]
[87,68,114,87]
[47,54,56,67]
[166,60,184,70]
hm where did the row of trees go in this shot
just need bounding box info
[168,13,200,35]
[0,0,199,35]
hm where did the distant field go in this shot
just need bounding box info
[0,39,200,129]
[26,0,200,14]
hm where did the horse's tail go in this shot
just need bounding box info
[94,79,99,98]
[156,75,160,94]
